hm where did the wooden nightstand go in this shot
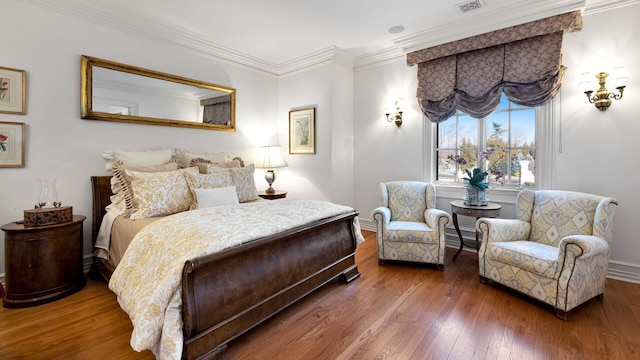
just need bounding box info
[2,215,86,308]
[258,190,287,200]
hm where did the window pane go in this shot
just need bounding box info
[511,109,535,146]
[437,121,457,149]
[486,112,508,145]
[459,115,477,148]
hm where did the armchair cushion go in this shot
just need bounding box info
[486,241,558,278]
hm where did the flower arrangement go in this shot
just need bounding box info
[446,146,506,187]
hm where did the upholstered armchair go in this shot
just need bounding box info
[477,190,618,320]
[371,181,452,270]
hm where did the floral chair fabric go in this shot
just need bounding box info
[477,190,618,320]
[371,181,452,270]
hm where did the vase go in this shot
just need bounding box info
[464,186,487,206]
[37,178,59,208]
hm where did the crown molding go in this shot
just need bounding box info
[19,0,638,76]
[354,47,405,70]
[583,0,640,14]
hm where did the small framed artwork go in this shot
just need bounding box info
[0,66,26,115]
[289,107,316,154]
[0,121,25,167]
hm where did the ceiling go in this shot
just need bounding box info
[20,0,632,75]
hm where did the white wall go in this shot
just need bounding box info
[277,55,356,207]
[353,4,640,281]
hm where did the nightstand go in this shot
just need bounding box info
[258,190,287,200]
[2,215,86,308]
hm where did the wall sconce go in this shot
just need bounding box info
[385,100,403,127]
[581,69,627,111]
[255,145,287,194]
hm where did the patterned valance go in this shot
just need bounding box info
[408,11,582,123]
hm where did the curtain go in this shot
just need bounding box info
[201,94,231,125]
[408,11,582,123]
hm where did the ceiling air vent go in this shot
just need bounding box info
[456,0,485,14]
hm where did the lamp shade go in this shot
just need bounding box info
[256,145,287,169]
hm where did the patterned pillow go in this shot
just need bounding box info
[175,148,230,168]
[123,167,199,219]
[189,157,241,174]
[109,160,179,213]
[207,164,259,203]
[184,171,234,209]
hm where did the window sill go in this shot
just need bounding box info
[435,183,529,205]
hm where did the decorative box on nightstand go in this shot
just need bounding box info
[2,215,86,308]
[258,190,287,200]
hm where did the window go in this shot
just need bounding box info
[436,94,536,187]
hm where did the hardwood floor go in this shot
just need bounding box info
[1,230,639,359]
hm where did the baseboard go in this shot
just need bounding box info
[357,216,640,284]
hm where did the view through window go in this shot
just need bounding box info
[436,94,536,187]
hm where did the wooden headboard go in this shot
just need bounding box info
[90,176,112,246]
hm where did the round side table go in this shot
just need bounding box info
[450,200,501,260]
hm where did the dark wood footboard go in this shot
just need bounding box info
[181,210,360,360]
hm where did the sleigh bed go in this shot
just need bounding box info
[90,175,362,360]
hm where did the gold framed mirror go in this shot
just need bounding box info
[81,55,236,131]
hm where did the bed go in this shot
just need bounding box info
[90,175,362,360]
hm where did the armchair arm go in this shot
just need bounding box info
[371,206,391,229]
[555,235,610,313]
[476,218,531,244]
[557,235,609,266]
[424,208,451,229]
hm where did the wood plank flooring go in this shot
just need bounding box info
[1,230,639,359]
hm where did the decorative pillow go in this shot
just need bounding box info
[123,167,199,219]
[184,171,234,209]
[108,160,179,213]
[194,187,239,209]
[103,148,174,171]
[207,164,259,203]
[189,157,242,174]
[175,148,230,169]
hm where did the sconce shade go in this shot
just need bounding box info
[255,145,287,169]
[256,145,287,194]
[582,70,626,111]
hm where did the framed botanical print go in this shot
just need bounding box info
[0,66,26,115]
[289,107,315,154]
[0,121,25,167]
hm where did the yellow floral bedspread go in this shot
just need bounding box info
[109,199,363,359]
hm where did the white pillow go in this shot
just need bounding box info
[194,187,239,208]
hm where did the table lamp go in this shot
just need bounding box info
[255,145,287,194]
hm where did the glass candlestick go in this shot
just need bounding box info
[37,178,59,208]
